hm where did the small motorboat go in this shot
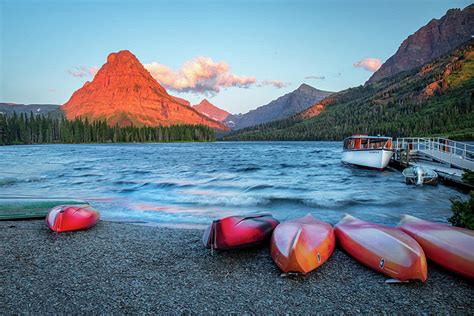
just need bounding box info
[402,166,438,185]
[46,205,100,233]
[341,135,394,170]
[398,215,474,280]
[270,214,335,274]
[334,214,427,282]
[202,213,279,250]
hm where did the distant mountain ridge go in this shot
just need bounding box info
[225,84,333,130]
[193,99,230,122]
[0,103,60,116]
[368,4,474,83]
[62,50,228,130]
[224,39,474,141]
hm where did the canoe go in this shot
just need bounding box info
[270,214,335,274]
[398,215,474,280]
[334,214,428,282]
[202,213,279,250]
[46,205,100,232]
[0,197,88,220]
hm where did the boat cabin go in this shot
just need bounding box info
[343,135,392,151]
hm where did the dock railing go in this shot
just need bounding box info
[394,137,474,171]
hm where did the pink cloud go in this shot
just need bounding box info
[353,58,382,72]
[144,57,256,95]
[66,66,99,78]
[257,80,290,88]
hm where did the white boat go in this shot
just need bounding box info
[402,166,438,185]
[342,135,394,170]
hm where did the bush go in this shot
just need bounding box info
[448,192,474,229]
[462,170,474,186]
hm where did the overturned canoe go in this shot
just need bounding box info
[270,214,335,274]
[334,214,427,282]
[46,205,100,232]
[202,213,279,250]
[398,215,474,280]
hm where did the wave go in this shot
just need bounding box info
[0,177,18,186]
[235,166,261,172]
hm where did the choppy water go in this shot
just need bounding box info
[0,142,465,228]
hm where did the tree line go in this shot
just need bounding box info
[0,113,216,145]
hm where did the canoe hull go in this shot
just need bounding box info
[270,214,335,274]
[334,214,428,282]
[46,205,100,233]
[203,213,279,250]
[398,215,474,280]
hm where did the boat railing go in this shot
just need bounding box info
[394,137,474,171]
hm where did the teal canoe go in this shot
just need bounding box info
[0,197,89,220]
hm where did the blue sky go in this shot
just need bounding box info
[0,0,471,113]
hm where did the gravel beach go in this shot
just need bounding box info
[1,220,473,314]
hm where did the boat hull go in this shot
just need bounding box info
[270,214,335,274]
[202,213,279,250]
[334,214,428,282]
[398,215,474,280]
[342,149,393,170]
[46,205,100,233]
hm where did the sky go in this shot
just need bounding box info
[0,0,471,114]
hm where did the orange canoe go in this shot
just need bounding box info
[270,214,335,274]
[398,215,474,280]
[46,205,100,233]
[334,214,427,282]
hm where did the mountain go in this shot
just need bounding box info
[225,84,333,130]
[193,99,230,122]
[368,4,474,83]
[224,40,474,141]
[62,50,228,130]
[0,103,60,116]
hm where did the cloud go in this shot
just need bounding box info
[353,58,382,72]
[144,57,256,95]
[257,80,290,88]
[47,88,56,92]
[305,75,325,80]
[66,66,99,78]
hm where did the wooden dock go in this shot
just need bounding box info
[390,137,474,190]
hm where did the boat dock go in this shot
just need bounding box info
[390,137,474,189]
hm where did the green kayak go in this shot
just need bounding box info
[0,198,88,220]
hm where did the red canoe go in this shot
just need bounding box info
[398,215,474,280]
[334,214,428,282]
[46,205,100,233]
[202,213,279,250]
[270,214,335,274]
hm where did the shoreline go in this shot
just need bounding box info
[2,220,472,313]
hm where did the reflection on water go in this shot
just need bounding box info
[0,142,465,228]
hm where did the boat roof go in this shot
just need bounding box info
[344,135,392,140]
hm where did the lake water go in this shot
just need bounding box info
[0,142,465,228]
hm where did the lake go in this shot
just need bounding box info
[0,142,465,228]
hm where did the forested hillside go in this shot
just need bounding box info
[0,113,216,145]
[223,40,474,141]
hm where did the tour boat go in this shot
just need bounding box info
[342,135,394,170]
